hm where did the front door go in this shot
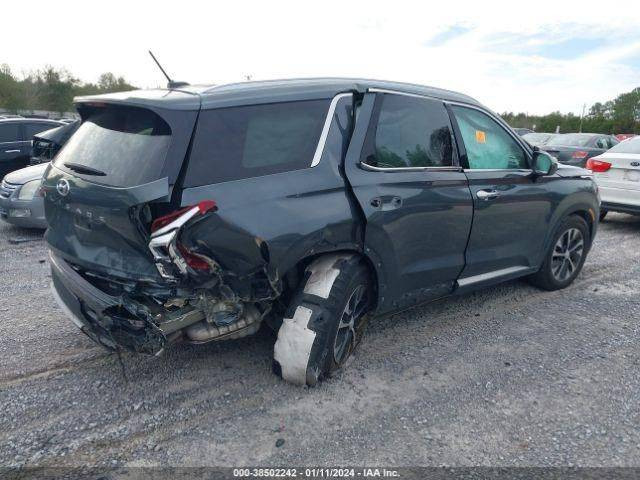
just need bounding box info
[345,92,473,314]
[448,104,554,289]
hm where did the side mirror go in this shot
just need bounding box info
[531,151,558,176]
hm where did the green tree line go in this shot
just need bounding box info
[502,87,640,134]
[0,65,136,114]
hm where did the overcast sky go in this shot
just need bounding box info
[2,0,640,115]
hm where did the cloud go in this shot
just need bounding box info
[426,25,473,47]
[1,0,640,115]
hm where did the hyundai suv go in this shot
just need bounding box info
[43,79,599,386]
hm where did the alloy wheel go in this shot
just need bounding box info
[551,227,584,282]
[333,284,368,365]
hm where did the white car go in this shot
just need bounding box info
[587,135,640,221]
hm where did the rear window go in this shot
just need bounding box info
[546,134,593,147]
[54,106,171,187]
[608,136,640,154]
[184,99,329,187]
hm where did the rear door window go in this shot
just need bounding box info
[451,106,527,169]
[364,94,453,168]
[0,123,20,143]
[184,99,329,187]
[54,106,171,187]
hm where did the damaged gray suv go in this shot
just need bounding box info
[43,79,599,386]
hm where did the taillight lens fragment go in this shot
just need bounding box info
[150,201,217,233]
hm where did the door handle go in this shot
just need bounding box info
[4,149,20,154]
[476,189,500,201]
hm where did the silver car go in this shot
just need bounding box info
[0,163,48,229]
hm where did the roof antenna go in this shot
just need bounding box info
[148,50,189,89]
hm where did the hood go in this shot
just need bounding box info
[556,164,592,178]
[34,121,80,146]
[4,162,49,185]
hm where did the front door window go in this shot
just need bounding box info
[452,106,527,170]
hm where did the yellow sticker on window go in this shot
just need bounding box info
[475,130,486,144]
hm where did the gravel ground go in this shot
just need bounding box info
[0,214,639,470]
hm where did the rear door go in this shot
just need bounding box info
[0,122,25,179]
[448,104,553,290]
[345,92,473,313]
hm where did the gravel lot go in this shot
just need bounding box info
[1,214,639,470]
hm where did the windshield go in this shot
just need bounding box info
[608,136,640,154]
[546,134,593,147]
[54,106,171,187]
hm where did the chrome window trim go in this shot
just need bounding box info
[462,168,532,173]
[310,92,353,167]
[367,87,441,101]
[361,163,462,173]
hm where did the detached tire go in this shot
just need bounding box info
[528,215,590,291]
[273,253,372,386]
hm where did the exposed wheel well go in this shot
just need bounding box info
[569,209,595,246]
[283,250,379,310]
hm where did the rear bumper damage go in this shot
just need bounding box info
[50,251,264,355]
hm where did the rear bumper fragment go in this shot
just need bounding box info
[50,251,167,354]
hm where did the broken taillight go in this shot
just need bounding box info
[151,201,217,233]
[148,200,217,279]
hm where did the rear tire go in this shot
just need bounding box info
[528,215,590,291]
[599,209,608,222]
[273,254,372,386]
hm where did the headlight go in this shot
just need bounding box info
[17,180,41,200]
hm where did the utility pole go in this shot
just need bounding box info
[579,103,586,133]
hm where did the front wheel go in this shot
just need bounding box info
[273,254,372,386]
[528,215,590,291]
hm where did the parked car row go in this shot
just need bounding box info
[0,121,79,228]
[0,118,65,178]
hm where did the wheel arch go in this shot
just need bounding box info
[281,248,382,312]
[543,201,597,262]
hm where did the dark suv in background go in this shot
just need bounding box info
[43,79,599,386]
[0,118,64,179]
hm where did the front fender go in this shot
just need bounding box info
[540,179,599,264]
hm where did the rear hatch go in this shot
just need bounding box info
[43,98,199,281]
